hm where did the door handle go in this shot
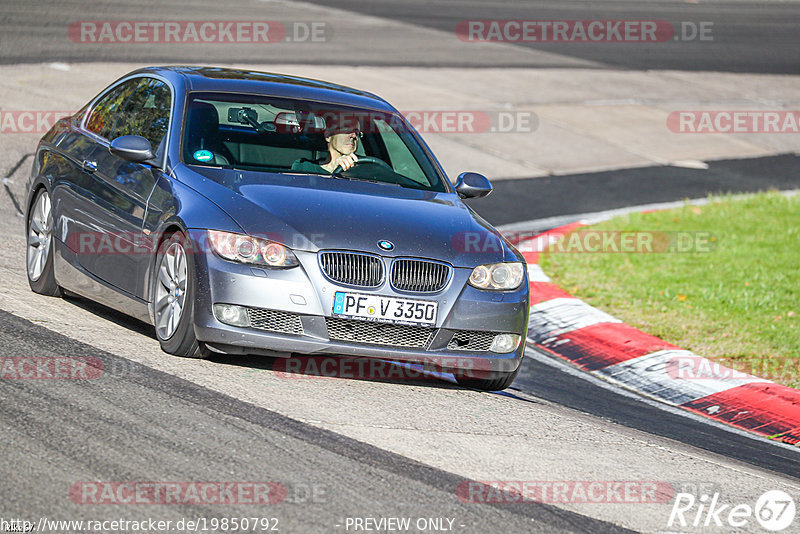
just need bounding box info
[82,160,97,173]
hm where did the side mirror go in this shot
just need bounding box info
[109,135,155,163]
[454,172,492,199]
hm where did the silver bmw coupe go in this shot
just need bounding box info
[26,67,529,390]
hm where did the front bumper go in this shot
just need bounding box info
[190,236,529,375]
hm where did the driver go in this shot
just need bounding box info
[291,124,361,174]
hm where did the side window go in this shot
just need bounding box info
[111,78,171,152]
[84,80,138,139]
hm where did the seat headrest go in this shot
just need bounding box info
[186,102,220,145]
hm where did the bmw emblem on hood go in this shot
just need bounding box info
[377,240,394,251]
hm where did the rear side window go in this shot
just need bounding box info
[84,80,138,139]
[111,78,171,151]
[84,77,171,153]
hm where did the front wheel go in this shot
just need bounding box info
[26,188,61,296]
[454,366,520,392]
[153,232,208,358]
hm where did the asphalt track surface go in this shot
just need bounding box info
[302,0,800,73]
[468,153,800,226]
[2,0,799,73]
[1,310,627,533]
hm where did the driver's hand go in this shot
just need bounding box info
[334,154,358,171]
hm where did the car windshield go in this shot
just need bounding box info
[181,92,448,192]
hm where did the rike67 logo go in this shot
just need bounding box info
[668,490,796,531]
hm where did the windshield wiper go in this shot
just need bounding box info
[329,169,351,181]
[343,176,401,187]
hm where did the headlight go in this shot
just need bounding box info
[468,262,524,290]
[207,230,299,268]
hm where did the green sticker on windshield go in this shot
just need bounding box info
[193,150,213,162]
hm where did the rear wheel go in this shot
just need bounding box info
[153,232,209,358]
[26,188,61,296]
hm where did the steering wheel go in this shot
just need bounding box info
[332,156,393,175]
[332,156,425,189]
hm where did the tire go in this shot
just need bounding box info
[454,366,520,392]
[152,231,209,358]
[26,188,62,297]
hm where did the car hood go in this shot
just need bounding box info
[177,166,517,268]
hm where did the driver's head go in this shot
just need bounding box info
[323,112,363,157]
[325,128,360,157]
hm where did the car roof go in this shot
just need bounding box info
[127,66,396,112]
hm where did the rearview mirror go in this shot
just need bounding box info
[228,107,277,133]
[454,172,492,199]
[109,135,155,164]
[274,112,326,133]
[228,107,258,125]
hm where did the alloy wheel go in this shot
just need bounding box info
[27,192,53,282]
[154,241,188,340]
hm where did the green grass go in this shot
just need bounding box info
[539,192,800,388]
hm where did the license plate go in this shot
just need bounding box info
[332,292,438,326]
